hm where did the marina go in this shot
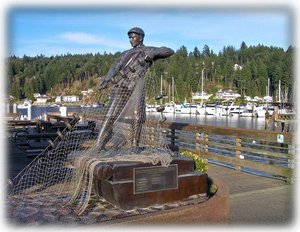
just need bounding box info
[5,103,296,131]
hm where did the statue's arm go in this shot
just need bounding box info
[99,53,124,89]
[145,46,174,62]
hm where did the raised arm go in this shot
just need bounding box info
[145,46,174,62]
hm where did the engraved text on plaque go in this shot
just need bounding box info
[133,164,178,194]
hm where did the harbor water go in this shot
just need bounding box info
[148,112,266,130]
[14,105,267,130]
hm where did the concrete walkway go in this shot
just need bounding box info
[207,163,295,225]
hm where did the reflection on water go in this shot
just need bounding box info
[148,112,266,130]
[17,106,266,131]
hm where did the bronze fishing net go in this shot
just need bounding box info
[6,51,175,224]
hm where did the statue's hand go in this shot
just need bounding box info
[144,54,153,62]
[99,79,108,90]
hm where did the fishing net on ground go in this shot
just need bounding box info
[6,51,176,223]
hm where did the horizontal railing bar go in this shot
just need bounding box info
[241,140,291,151]
[159,121,293,144]
[200,140,292,159]
[204,151,292,178]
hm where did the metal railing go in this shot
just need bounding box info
[8,114,294,182]
[157,121,294,182]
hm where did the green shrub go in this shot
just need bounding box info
[180,151,208,173]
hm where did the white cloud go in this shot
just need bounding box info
[59,32,105,44]
[11,32,131,57]
[57,31,129,50]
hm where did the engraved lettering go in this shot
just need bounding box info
[133,165,178,194]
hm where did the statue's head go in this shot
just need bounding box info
[127,27,145,48]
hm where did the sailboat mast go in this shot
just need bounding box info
[201,68,204,105]
[172,77,175,103]
[267,78,270,96]
[160,74,163,105]
[278,79,281,103]
[168,84,171,102]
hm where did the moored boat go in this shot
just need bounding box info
[17,100,32,109]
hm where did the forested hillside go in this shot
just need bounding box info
[7,42,294,103]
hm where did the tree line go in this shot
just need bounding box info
[7,42,294,103]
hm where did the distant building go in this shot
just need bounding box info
[62,95,79,102]
[81,89,94,96]
[81,89,94,102]
[192,91,212,101]
[55,96,62,103]
[233,64,243,71]
[216,89,241,100]
[34,93,50,104]
[36,97,49,104]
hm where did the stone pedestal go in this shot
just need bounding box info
[93,156,208,210]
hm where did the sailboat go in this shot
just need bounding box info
[192,92,213,101]
[263,78,273,103]
[180,99,198,114]
[164,76,182,114]
[192,68,212,103]
[193,68,210,115]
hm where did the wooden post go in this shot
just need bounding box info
[287,144,295,183]
[171,129,176,147]
[35,119,42,142]
[6,102,10,114]
[13,103,17,113]
[196,132,201,156]
[204,133,208,155]
[27,103,32,120]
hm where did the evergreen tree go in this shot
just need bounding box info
[6,44,294,103]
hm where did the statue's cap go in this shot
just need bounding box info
[127,27,145,37]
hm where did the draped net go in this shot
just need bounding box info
[6,59,175,220]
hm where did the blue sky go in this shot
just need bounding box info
[7,7,293,57]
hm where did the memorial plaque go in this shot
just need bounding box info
[133,164,178,194]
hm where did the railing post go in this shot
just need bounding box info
[196,132,201,156]
[287,144,295,183]
[196,132,208,160]
[171,129,176,147]
[204,133,209,155]
[235,137,242,171]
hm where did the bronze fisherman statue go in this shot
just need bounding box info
[97,27,174,153]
